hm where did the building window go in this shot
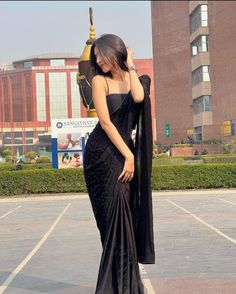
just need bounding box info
[2,78,10,122]
[192,35,208,56]
[36,73,46,121]
[14,132,23,137]
[190,4,208,34]
[13,132,23,144]
[201,5,208,27]
[25,131,34,143]
[24,61,33,68]
[194,126,202,141]
[11,75,23,122]
[193,97,202,114]
[193,95,211,114]
[50,59,65,67]
[3,132,11,144]
[49,72,68,119]
[70,72,81,118]
[26,138,33,144]
[25,75,33,121]
[26,131,34,138]
[203,95,211,111]
[192,65,210,86]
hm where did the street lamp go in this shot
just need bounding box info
[77,7,97,117]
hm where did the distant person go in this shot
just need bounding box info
[34,154,40,161]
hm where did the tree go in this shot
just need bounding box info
[1,148,11,158]
[24,151,37,161]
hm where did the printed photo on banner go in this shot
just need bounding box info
[57,133,83,151]
[58,151,83,169]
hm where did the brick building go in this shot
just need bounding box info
[151,1,236,145]
[135,59,156,140]
[0,54,156,156]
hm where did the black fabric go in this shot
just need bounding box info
[83,75,155,294]
[132,75,155,264]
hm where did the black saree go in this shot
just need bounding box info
[83,75,155,294]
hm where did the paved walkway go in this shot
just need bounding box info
[0,189,236,294]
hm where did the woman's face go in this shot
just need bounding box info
[94,46,115,73]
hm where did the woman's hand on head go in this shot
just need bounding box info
[126,47,135,67]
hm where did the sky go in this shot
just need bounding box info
[0,1,153,65]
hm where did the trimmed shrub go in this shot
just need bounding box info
[0,163,51,171]
[36,156,51,163]
[156,153,168,158]
[24,151,37,160]
[182,156,202,160]
[5,155,16,163]
[20,163,52,170]
[1,164,236,196]
[202,154,236,163]
[2,149,11,157]
[203,139,223,144]
[153,157,184,166]
[203,153,236,157]
[151,164,236,190]
[0,163,14,171]
[0,168,86,196]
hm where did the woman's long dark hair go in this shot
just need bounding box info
[90,34,129,77]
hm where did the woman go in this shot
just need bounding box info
[83,34,155,294]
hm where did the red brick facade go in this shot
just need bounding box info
[0,55,155,155]
[151,1,236,146]
[135,59,156,141]
[151,1,193,145]
[208,1,236,139]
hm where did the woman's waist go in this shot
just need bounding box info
[88,122,131,143]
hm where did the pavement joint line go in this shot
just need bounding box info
[153,189,236,196]
[0,189,235,202]
[166,199,236,245]
[0,205,22,219]
[0,195,88,203]
[218,198,236,206]
[139,264,156,294]
[0,203,72,294]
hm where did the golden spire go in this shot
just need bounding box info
[79,8,96,61]
[88,7,96,41]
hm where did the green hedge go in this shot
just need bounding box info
[203,153,236,157]
[155,153,168,158]
[202,154,236,163]
[182,156,202,160]
[0,163,51,171]
[153,157,184,166]
[0,169,86,196]
[152,164,236,190]
[0,164,236,196]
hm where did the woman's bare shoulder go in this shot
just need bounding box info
[92,75,105,84]
[92,75,106,95]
